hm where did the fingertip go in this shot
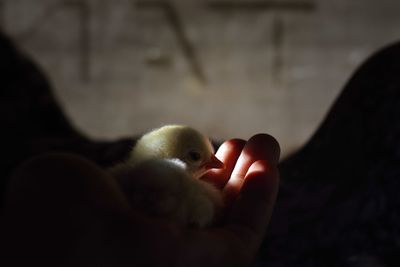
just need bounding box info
[215,138,246,158]
[246,134,281,164]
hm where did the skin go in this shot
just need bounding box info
[2,134,280,267]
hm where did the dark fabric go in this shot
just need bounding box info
[0,33,134,210]
[258,42,400,266]
[1,32,399,266]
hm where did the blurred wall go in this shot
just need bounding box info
[2,0,400,156]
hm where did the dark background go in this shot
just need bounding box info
[2,0,400,157]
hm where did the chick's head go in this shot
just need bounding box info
[135,125,224,178]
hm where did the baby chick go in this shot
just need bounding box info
[109,125,224,228]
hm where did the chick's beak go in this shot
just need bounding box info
[204,154,225,170]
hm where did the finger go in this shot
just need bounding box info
[231,133,280,178]
[227,160,279,237]
[223,134,280,203]
[201,139,246,189]
[183,161,279,267]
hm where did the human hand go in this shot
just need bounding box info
[198,133,280,266]
[2,134,279,267]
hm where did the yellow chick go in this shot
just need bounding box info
[109,125,225,227]
[128,125,223,177]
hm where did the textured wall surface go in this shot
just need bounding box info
[2,0,400,156]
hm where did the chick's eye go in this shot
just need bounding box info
[188,151,201,161]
